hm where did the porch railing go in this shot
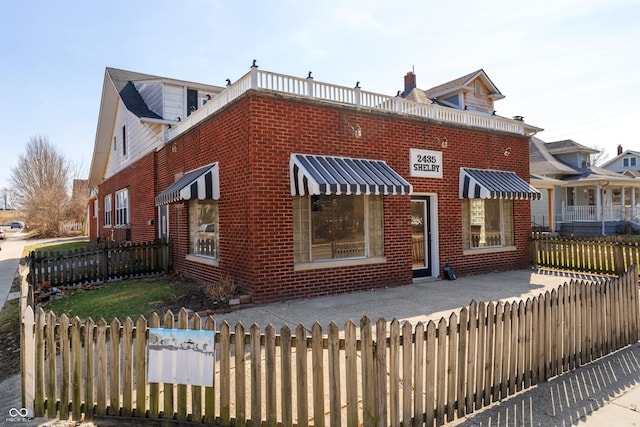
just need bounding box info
[558,204,640,223]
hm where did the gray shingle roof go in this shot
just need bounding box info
[106,68,162,120]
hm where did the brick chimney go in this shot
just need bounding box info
[618,144,623,155]
[404,71,416,95]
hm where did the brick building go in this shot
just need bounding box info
[88,65,541,303]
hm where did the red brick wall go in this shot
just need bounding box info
[96,153,158,243]
[154,93,532,303]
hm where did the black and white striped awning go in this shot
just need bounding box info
[155,163,220,206]
[460,167,540,200]
[290,154,412,196]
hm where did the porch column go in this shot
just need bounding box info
[633,188,636,220]
[622,187,626,219]
[547,188,554,231]
[596,184,602,221]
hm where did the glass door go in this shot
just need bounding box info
[412,197,432,277]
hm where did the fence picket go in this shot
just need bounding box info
[295,324,308,427]
[122,317,134,417]
[376,318,388,427]
[456,309,467,419]
[162,311,174,419]
[280,325,293,427]
[220,321,231,425]
[360,317,375,427]
[44,309,56,418]
[234,322,246,427]
[35,308,46,418]
[345,321,358,427]
[328,322,341,427]
[109,317,121,416]
[96,318,108,415]
[410,321,423,425]
[190,314,202,423]
[436,317,447,426]
[71,317,82,421]
[425,320,436,426]
[59,314,70,420]
[250,323,262,427]
[148,313,160,419]
[311,323,325,427]
[84,318,95,420]
[265,325,277,427]
[203,316,218,424]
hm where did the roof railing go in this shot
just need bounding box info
[167,65,525,141]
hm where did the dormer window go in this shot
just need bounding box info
[623,157,637,167]
[441,93,462,109]
[474,80,482,95]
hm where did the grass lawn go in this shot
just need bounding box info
[24,238,90,256]
[44,278,181,321]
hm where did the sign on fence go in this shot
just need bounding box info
[147,328,215,387]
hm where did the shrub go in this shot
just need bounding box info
[205,276,238,303]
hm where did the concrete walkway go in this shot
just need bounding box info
[0,235,638,425]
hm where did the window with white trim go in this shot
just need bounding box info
[293,194,383,262]
[104,194,112,227]
[189,199,219,258]
[115,189,129,226]
[462,198,513,249]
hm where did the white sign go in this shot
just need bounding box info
[410,148,443,178]
[148,328,215,386]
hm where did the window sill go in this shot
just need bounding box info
[294,256,386,271]
[463,245,516,256]
[186,254,220,267]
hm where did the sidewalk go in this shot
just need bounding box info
[1,261,638,425]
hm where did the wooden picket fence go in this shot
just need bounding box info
[26,240,170,288]
[531,232,640,276]
[21,267,640,426]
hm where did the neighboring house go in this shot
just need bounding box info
[530,138,640,235]
[601,145,640,176]
[88,64,540,303]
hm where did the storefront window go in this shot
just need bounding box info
[462,199,513,249]
[189,200,219,258]
[293,194,383,262]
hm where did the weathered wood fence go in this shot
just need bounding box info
[531,233,640,276]
[26,240,170,287]
[21,267,640,426]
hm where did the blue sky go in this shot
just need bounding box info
[1,0,638,194]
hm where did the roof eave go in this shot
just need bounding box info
[88,71,119,189]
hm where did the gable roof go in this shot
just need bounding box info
[600,149,640,168]
[422,69,504,101]
[88,68,224,188]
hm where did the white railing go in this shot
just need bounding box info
[559,204,640,223]
[168,66,526,141]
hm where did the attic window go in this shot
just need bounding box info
[442,94,461,108]
[474,80,482,95]
[624,157,637,167]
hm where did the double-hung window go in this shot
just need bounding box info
[104,194,112,227]
[293,194,383,262]
[115,189,129,227]
[462,198,513,249]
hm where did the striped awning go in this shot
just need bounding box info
[290,154,412,196]
[459,167,540,200]
[155,163,220,206]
